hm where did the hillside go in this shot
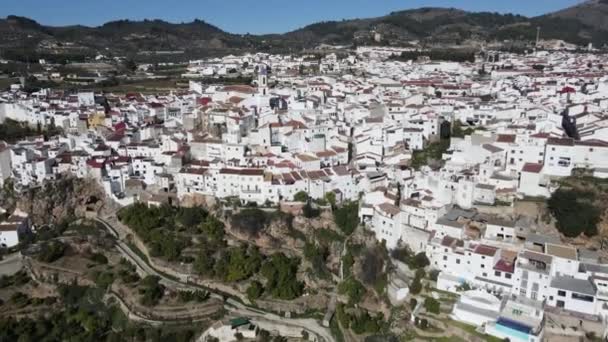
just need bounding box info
[550,0,608,31]
[1,4,607,62]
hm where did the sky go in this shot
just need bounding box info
[1,0,583,34]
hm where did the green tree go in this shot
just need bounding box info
[260,253,304,300]
[138,275,165,306]
[334,201,359,235]
[293,191,309,202]
[302,201,320,218]
[338,278,366,304]
[37,241,66,263]
[325,192,337,208]
[548,188,601,237]
[424,297,440,314]
[246,280,264,301]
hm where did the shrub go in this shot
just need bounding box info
[37,241,66,263]
[246,281,264,301]
[424,297,440,314]
[293,191,309,202]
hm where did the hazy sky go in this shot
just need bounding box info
[1,0,582,34]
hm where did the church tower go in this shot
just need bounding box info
[258,64,268,96]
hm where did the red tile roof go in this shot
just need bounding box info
[522,163,543,173]
[474,244,498,257]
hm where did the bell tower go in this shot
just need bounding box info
[258,64,268,96]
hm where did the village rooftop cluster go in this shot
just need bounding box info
[2,46,608,341]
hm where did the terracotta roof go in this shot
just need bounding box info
[494,259,515,273]
[496,134,516,143]
[522,163,543,174]
[547,137,574,146]
[474,244,498,257]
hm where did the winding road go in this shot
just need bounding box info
[94,217,335,342]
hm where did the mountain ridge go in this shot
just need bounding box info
[0,4,607,61]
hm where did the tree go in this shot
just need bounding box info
[246,280,264,301]
[260,253,304,300]
[293,191,309,202]
[139,275,165,306]
[338,278,366,304]
[302,201,320,218]
[410,277,422,295]
[424,297,440,314]
[200,216,225,243]
[548,188,601,237]
[334,201,359,235]
[410,297,418,309]
[325,192,337,208]
[37,241,66,263]
[410,253,430,269]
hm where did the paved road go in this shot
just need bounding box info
[95,217,335,342]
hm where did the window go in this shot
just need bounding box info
[482,272,487,277]
[505,273,512,279]
[572,293,594,302]
[456,259,460,264]
[495,271,502,277]
[443,256,447,261]
[557,290,566,297]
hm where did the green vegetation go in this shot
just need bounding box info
[411,139,450,170]
[391,247,430,269]
[303,201,321,218]
[325,192,337,208]
[260,253,304,300]
[230,208,271,236]
[451,120,479,138]
[177,290,210,303]
[548,188,601,237]
[117,258,140,284]
[293,191,309,202]
[338,278,367,304]
[119,204,213,261]
[93,270,115,289]
[336,303,385,335]
[424,297,441,314]
[334,201,359,235]
[246,280,264,302]
[36,240,67,263]
[303,241,330,279]
[329,315,345,342]
[341,244,357,278]
[314,228,344,245]
[89,252,109,264]
[138,275,165,306]
[391,49,475,63]
[0,282,198,341]
[0,118,62,143]
[0,270,31,288]
[409,271,424,295]
[223,245,263,282]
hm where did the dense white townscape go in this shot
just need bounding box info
[3,47,608,341]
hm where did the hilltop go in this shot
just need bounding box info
[0,4,607,62]
[549,0,608,31]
